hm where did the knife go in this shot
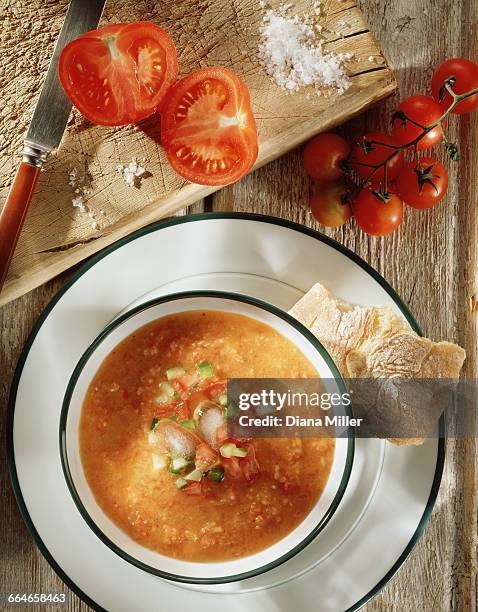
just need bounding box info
[0,0,106,293]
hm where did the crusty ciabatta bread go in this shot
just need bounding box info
[289,283,466,445]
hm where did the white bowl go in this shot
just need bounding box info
[60,291,354,584]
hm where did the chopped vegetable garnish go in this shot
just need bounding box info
[220,442,248,459]
[172,373,199,399]
[148,362,258,489]
[215,423,228,447]
[203,381,227,400]
[169,456,190,474]
[155,381,176,405]
[151,453,167,471]
[208,467,225,482]
[185,468,203,482]
[197,361,214,379]
[166,366,186,381]
[180,419,196,431]
[175,477,188,489]
[161,381,176,395]
[195,442,219,471]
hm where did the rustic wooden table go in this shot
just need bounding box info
[1,1,477,611]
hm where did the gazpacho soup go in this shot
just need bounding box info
[80,310,335,562]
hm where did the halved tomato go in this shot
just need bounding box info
[59,22,179,126]
[160,67,258,186]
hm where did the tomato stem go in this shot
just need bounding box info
[348,81,478,194]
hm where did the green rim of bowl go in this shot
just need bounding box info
[59,289,355,585]
[6,212,445,611]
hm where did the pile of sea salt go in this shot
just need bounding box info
[258,5,352,95]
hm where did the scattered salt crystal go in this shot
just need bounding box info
[258,7,351,95]
[68,167,78,187]
[116,158,148,188]
[368,55,375,62]
[68,167,102,231]
[72,195,87,214]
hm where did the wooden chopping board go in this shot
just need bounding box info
[0,0,396,306]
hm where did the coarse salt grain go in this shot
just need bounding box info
[68,167,78,187]
[116,158,148,188]
[72,195,87,214]
[68,167,101,231]
[258,7,352,95]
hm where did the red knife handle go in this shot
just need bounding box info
[0,161,41,292]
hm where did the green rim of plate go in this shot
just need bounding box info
[6,212,445,610]
[59,289,355,585]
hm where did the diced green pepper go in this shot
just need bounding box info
[219,442,248,458]
[208,467,225,482]
[150,417,160,431]
[176,478,188,489]
[197,361,214,379]
[180,419,196,431]
[166,366,186,381]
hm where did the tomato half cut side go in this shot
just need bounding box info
[160,67,259,186]
[59,22,179,126]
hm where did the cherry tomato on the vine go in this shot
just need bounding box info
[353,189,404,236]
[309,181,352,228]
[431,58,478,114]
[396,158,448,209]
[350,132,404,184]
[392,95,444,151]
[303,133,350,181]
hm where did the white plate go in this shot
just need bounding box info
[7,214,444,612]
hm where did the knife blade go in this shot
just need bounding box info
[25,0,106,156]
[0,0,106,293]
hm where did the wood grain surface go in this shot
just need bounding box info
[0,0,397,307]
[0,1,477,612]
